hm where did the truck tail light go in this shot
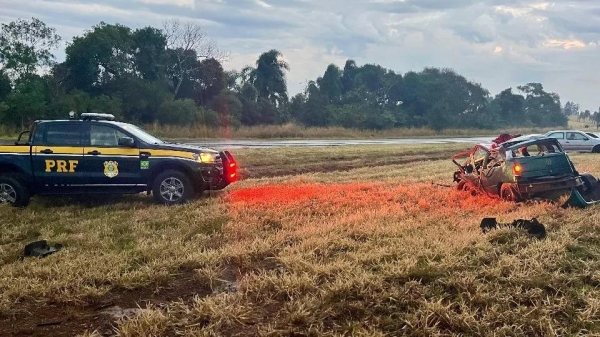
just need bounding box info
[220,151,238,182]
[513,163,523,176]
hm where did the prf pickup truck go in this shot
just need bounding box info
[0,113,238,206]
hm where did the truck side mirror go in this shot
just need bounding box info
[118,137,135,147]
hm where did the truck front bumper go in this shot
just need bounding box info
[197,151,238,191]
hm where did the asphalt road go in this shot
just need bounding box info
[182,137,494,149]
[1,137,493,148]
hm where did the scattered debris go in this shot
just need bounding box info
[480,217,547,239]
[23,240,63,258]
[37,320,63,327]
[100,306,150,320]
[213,280,238,294]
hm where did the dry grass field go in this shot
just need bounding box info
[2,143,600,336]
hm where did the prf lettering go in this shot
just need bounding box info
[45,160,79,173]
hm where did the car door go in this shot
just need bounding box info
[546,132,566,149]
[31,122,86,187]
[566,132,589,151]
[480,149,505,195]
[81,123,141,186]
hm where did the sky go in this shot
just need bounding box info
[1,0,599,111]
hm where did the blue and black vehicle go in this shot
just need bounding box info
[0,113,238,206]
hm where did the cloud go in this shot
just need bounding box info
[1,0,599,110]
[133,0,195,8]
[543,39,587,50]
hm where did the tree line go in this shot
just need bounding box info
[563,101,600,125]
[0,17,581,131]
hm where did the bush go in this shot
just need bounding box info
[157,99,200,126]
[197,106,219,127]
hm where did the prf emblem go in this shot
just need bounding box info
[45,160,78,173]
[104,161,119,178]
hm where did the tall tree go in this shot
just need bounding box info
[243,49,290,107]
[163,19,226,98]
[0,70,11,101]
[65,22,134,92]
[2,75,47,128]
[192,58,226,106]
[0,17,61,79]
[318,64,342,103]
[132,27,168,81]
[563,101,580,116]
[341,59,358,94]
[490,88,525,125]
[517,83,566,127]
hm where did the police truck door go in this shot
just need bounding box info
[82,124,141,185]
[31,122,86,187]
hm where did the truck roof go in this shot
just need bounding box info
[36,113,116,123]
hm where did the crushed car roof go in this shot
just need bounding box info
[502,135,558,150]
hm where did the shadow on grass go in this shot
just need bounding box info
[27,191,226,210]
[30,194,153,209]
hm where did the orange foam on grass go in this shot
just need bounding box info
[227,182,513,215]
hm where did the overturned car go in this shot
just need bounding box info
[452,134,600,207]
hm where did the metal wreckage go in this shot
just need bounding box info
[452,133,600,208]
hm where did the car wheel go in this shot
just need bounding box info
[152,170,194,205]
[500,183,520,202]
[457,180,477,196]
[592,145,600,153]
[0,174,31,207]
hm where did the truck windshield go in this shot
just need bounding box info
[119,123,164,144]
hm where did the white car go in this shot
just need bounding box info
[545,130,600,153]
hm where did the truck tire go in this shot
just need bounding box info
[580,173,599,191]
[0,174,31,207]
[152,170,194,205]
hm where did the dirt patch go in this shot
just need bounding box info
[0,266,213,337]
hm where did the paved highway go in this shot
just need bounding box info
[182,137,494,149]
[1,137,494,148]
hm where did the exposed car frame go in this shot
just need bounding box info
[451,135,593,204]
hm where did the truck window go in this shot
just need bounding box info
[90,125,128,147]
[32,123,83,146]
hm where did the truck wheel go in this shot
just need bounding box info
[0,175,31,207]
[500,183,520,202]
[152,170,194,205]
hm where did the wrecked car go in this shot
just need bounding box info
[452,134,600,207]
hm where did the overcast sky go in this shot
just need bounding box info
[1,0,598,110]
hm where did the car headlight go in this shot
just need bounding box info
[196,152,216,164]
